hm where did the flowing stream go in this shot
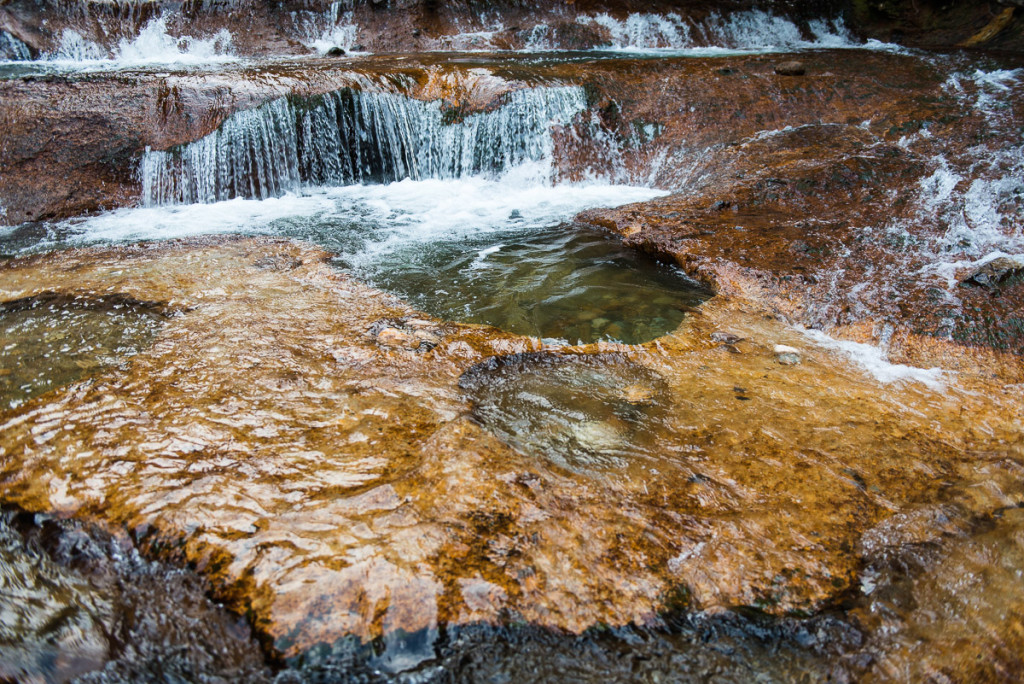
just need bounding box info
[1,6,1024,682]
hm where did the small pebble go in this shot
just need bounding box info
[376,327,419,349]
[710,331,742,344]
[774,344,802,365]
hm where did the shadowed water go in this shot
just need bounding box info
[349,223,708,344]
[0,294,169,410]
[0,506,270,683]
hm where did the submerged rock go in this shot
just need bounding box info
[962,256,1024,291]
[0,237,1021,676]
[774,60,806,76]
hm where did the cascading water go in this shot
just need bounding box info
[527,9,863,52]
[43,15,234,65]
[141,86,587,205]
[70,81,699,346]
[296,0,362,54]
[0,31,32,61]
[693,10,855,50]
[579,13,694,50]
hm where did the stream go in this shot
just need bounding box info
[1,5,1024,683]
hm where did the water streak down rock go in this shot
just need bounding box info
[141,86,586,205]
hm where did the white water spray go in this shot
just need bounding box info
[141,86,588,205]
[45,15,235,66]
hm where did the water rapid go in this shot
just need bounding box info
[141,86,587,205]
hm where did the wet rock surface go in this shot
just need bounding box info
[0,236,1022,679]
[1,7,1024,680]
[963,255,1024,291]
[574,50,1024,370]
[0,505,270,683]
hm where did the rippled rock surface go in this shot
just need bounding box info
[1,237,1022,680]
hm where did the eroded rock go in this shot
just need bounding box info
[0,236,1021,669]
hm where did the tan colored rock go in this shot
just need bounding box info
[1,236,1022,665]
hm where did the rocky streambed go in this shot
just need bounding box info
[2,4,1024,682]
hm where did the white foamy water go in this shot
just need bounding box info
[798,328,948,390]
[141,86,588,205]
[695,11,856,50]
[912,68,1024,275]
[580,13,692,50]
[295,0,366,55]
[19,167,665,260]
[527,9,893,54]
[42,15,235,67]
[0,30,33,60]
[307,24,361,55]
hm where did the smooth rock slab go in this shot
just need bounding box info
[0,236,1022,666]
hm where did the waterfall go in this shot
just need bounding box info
[44,15,235,64]
[527,10,859,51]
[695,10,855,50]
[141,86,587,206]
[580,13,692,50]
[0,31,32,61]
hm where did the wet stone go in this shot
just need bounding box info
[962,256,1024,291]
[253,255,303,271]
[774,61,806,76]
[711,331,742,344]
[376,327,421,349]
[774,344,802,365]
[371,318,443,351]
